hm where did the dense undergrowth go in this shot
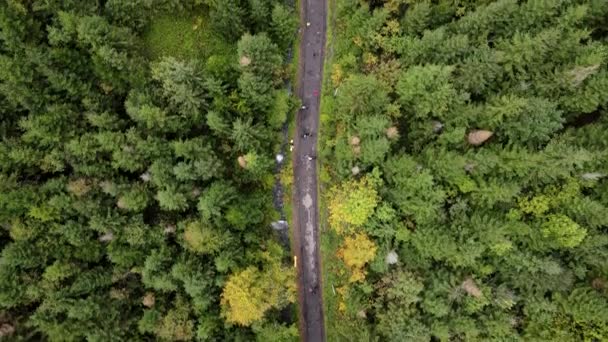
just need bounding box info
[320,0,608,340]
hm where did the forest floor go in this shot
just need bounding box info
[292,0,327,340]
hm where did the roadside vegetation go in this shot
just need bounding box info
[0,0,299,340]
[320,0,608,340]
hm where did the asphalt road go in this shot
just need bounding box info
[292,0,326,341]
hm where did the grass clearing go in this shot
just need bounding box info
[143,12,232,62]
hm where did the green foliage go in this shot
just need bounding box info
[238,33,282,77]
[541,214,587,248]
[323,0,608,339]
[156,298,195,341]
[270,4,299,51]
[206,0,246,41]
[335,74,390,122]
[197,181,237,224]
[156,187,189,211]
[231,117,266,152]
[253,322,299,342]
[117,185,150,212]
[0,0,297,340]
[383,156,445,225]
[151,57,207,118]
[479,95,564,146]
[396,64,462,120]
[237,33,283,114]
[241,152,273,180]
[182,220,230,255]
[268,89,290,129]
[328,175,380,233]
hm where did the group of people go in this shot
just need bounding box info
[287,104,316,161]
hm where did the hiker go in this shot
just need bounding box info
[306,155,316,161]
[302,132,311,139]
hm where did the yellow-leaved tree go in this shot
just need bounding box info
[337,233,377,282]
[328,175,380,234]
[220,242,296,326]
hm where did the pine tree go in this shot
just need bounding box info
[206,0,246,41]
[0,0,297,339]
[334,74,390,122]
[270,4,298,51]
[151,57,208,120]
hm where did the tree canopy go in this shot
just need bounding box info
[0,0,298,340]
[321,0,608,340]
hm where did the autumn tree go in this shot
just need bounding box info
[221,245,295,326]
[328,174,380,233]
[337,233,377,282]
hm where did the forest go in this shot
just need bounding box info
[320,0,608,341]
[0,0,299,340]
[3,0,608,341]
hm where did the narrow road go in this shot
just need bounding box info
[292,0,326,341]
